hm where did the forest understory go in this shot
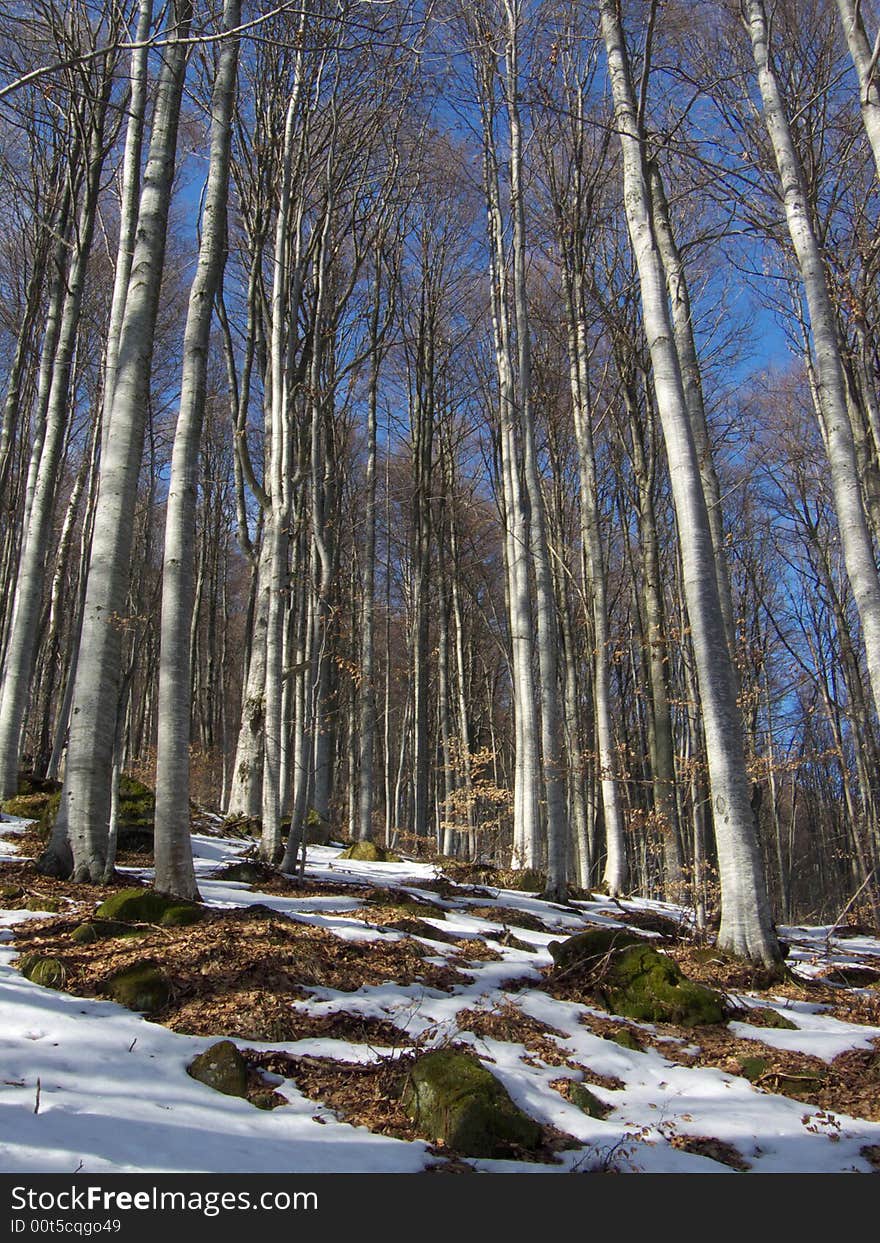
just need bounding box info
[2,808,879,1175]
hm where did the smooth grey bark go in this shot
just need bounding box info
[631,403,684,891]
[835,0,880,177]
[263,63,307,864]
[356,263,382,842]
[745,0,880,727]
[32,424,94,776]
[40,1,193,881]
[647,161,737,663]
[475,40,542,871]
[47,413,101,783]
[0,222,52,507]
[101,0,154,456]
[600,0,779,964]
[227,532,270,819]
[409,288,434,844]
[503,0,568,898]
[0,91,108,801]
[154,0,241,899]
[564,294,627,896]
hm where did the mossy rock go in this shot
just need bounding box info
[38,778,156,851]
[19,954,67,989]
[24,896,63,913]
[3,793,54,820]
[187,1041,248,1098]
[550,929,725,1026]
[0,885,23,901]
[160,904,204,927]
[601,945,725,1026]
[118,775,152,799]
[94,887,201,927]
[215,861,272,884]
[251,1089,288,1111]
[548,927,645,974]
[501,868,546,892]
[37,791,62,842]
[608,1026,643,1052]
[71,922,102,944]
[101,962,169,1013]
[71,919,152,944]
[304,808,332,846]
[116,828,154,854]
[367,892,445,920]
[743,1006,798,1030]
[403,1049,544,1158]
[768,1070,825,1096]
[570,1082,611,1118]
[338,841,401,863]
[738,1056,769,1083]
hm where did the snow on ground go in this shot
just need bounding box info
[1,818,879,1173]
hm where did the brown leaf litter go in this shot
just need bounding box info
[244,1047,578,1164]
[10,903,468,1035]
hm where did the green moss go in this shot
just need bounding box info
[187,1041,248,1097]
[548,927,645,973]
[608,1027,643,1051]
[95,888,186,924]
[303,808,332,846]
[367,893,445,920]
[38,778,156,853]
[0,884,23,902]
[502,868,545,892]
[2,793,54,820]
[744,1006,798,1030]
[601,944,725,1026]
[739,1056,769,1082]
[38,792,61,838]
[570,1082,611,1118]
[118,775,152,799]
[101,962,169,1013]
[24,896,62,913]
[216,861,271,884]
[338,841,402,863]
[403,1049,544,1158]
[770,1070,825,1096]
[71,919,152,943]
[20,954,67,988]
[159,904,205,927]
[550,928,725,1026]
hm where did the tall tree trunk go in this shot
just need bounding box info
[40,1,193,881]
[746,0,880,728]
[503,0,568,899]
[0,87,108,800]
[154,0,241,899]
[835,0,880,177]
[565,291,627,895]
[599,0,779,964]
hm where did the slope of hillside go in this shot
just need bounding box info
[1,819,878,1174]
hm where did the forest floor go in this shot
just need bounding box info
[1,816,879,1173]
